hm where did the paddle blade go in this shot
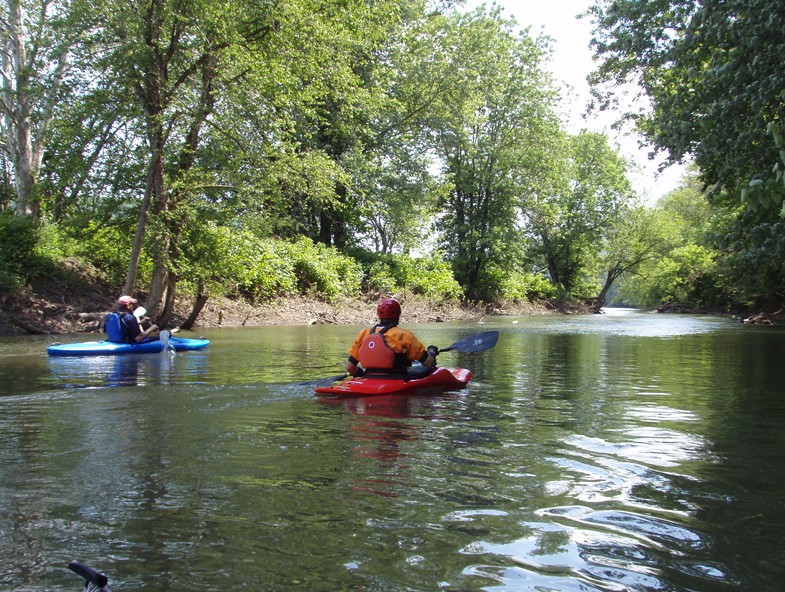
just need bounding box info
[159,330,171,353]
[441,330,499,353]
[133,306,146,319]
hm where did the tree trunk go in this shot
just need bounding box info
[122,151,159,296]
[181,279,208,330]
[5,0,35,216]
[593,268,623,313]
[2,0,69,218]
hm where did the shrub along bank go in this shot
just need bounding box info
[0,216,557,335]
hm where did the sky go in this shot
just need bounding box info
[462,0,686,202]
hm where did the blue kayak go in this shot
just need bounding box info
[47,336,210,356]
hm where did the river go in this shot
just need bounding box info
[1,309,784,591]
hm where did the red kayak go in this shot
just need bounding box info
[314,367,472,397]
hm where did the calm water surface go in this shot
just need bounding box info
[1,309,785,591]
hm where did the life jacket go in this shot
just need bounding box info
[105,312,133,343]
[357,325,398,371]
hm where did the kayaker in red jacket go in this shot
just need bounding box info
[345,298,438,376]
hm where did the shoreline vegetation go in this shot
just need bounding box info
[2,259,779,338]
[0,263,565,337]
[0,288,564,337]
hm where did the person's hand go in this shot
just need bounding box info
[427,345,439,358]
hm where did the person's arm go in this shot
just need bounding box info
[345,357,361,376]
[424,345,438,367]
[134,319,159,342]
[345,329,368,375]
[396,328,436,367]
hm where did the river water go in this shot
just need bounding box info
[1,309,784,591]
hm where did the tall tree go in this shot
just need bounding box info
[593,205,671,311]
[521,131,633,300]
[428,7,559,300]
[0,0,76,216]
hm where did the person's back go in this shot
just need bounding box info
[105,313,124,343]
[105,311,137,343]
[346,298,438,376]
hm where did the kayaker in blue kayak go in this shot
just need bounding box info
[345,298,439,377]
[112,295,160,343]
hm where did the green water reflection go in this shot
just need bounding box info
[1,311,785,590]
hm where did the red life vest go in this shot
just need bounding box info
[357,326,396,370]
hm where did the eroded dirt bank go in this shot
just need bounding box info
[0,261,553,336]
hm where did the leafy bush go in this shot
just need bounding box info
[191,229,361,302]
[0,212,39,288]
[499,270,556,302]
[49,220,141,286]
[217,228,298,300]
[361,252,463,300]
[364,259,397,295]
[288,238,363,300]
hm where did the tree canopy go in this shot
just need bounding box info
[587,0,785,207]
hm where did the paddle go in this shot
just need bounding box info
[437,330,499,353]
[302,330,500,387]
[159,329,172,353]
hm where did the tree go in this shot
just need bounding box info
[587,0,785,203]
[348,144,438,254]
[521,130,633,301]
[81,0,395,321]
[593,205,672,311]
[616,176,728,309]
[0,0,77,216]
[428,7,560,300]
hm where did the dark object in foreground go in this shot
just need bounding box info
[68,561,110,592]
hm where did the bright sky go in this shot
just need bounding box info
[461,0,686,202]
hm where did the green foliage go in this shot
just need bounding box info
[647,245,718,307]
[522,131,634,299]
[589,0,785,196]
[496,268,557,302]
[68,221,143,287]
[0,213,40,288]
[182,228,362,302]
[718,209,785,308]
[289,238,363,301]
[10,0,784,314]
[360,252,463,300]
[428,7,560,300]
[207,227,298,301]
[617,180,726,308]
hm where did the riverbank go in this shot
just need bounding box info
[5,259,774,337]
[0,260,556,336]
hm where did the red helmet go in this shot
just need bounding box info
[377,298,401,320]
